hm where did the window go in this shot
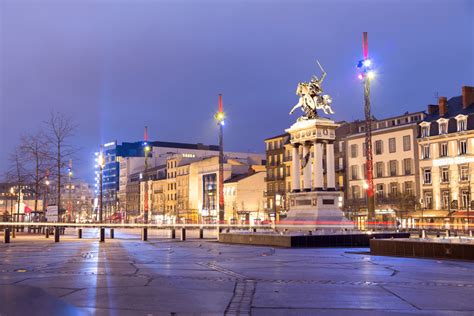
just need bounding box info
[286,166,290,176]
[375,140,383,155]
[459,140,467,155]
[351,185,360,199]
[390,183,398,195]
[362,143,367,157]
[457,117,467,132]
[461,190,470,209]
[350,144,358,158]
[442,191,450,209]
[403,158,412,175]
[403,135,411,151]
[375,162,383,178]
[441,167,449,183]
[389,160,397,176]
[388,138,396,153]
[422,144,430,159]
[424,191,433,208]
[439,121,448,135]
[338,157,343,170]
[460,165,469,181]
[376,184,384,197]
[351,165,359,180]
[423,169,431,184]
[421,125,430,137]
[440,143,448,157]
[404,182,413,195]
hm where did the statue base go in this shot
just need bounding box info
[285,190,352,227]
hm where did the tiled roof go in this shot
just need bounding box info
[423,96,474,122]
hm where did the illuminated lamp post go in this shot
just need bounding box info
[143,143,151,224]
[97,147,105,223]
[214,94,225,223]
[357,32,376,227]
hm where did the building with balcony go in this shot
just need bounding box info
[418,86,474,228]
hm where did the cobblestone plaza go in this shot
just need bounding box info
[0,229,473,315]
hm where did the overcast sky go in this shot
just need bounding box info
[1,0,473,182]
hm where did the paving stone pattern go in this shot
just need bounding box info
[0,228,473,315]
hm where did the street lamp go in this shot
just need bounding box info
[143,143,151,224]
[358,32,376,226]
[214,94,225,223]
[97,147,105,223]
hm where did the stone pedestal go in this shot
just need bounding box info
[284,117,352,227]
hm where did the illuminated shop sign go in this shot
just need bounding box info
[433,156,474,167]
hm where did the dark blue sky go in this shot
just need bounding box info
[1,0,473,182]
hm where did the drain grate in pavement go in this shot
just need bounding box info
[225,279,256,316]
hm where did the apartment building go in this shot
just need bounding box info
[224,171,266,223]
[418,86,474,228]
[345,111,426,223]
[264,133,289,220]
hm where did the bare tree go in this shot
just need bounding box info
[20,131,51,213]
[44,112,77,218]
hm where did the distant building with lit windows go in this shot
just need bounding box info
[417,86,474,228]
[95,140,220,219]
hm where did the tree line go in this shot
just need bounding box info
[4,111,78,218]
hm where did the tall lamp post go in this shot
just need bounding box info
[143,142,151,224]
[357,32,376,226]
[214,94,225,223]
[97,147,105,223]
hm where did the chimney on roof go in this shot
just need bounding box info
[462,86,474,109]
[427,104,438,115]
[438,96,447,117]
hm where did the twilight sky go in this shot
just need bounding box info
[0,0,473,183]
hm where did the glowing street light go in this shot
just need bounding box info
[97,147,105,223]
[214,94,225,223]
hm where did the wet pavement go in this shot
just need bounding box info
[1,228,473,315]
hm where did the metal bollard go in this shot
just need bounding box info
[110,229,114,239]
[181,228,186,241]
[12,228,16,239]
[171,228,176,239]
[4,228,10,243]
[199,228,204,239]
[446,230,451,237]
[141,228,148,241]
[45,227,50,238]
[77,228,82,239]
[100,227,105,242]
[54,227,60,242]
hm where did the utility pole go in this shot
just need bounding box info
[214,94,225,223]
[358,32,376,226]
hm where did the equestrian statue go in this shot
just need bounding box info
[289,60,335,120]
